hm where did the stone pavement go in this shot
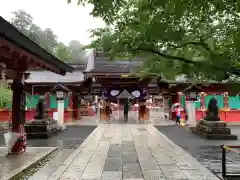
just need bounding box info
[47,124,219,180]
[0,147,56,180]
[156,125,240,177]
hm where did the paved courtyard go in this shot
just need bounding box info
[42,124,219,180]
[155,125,240,178]
[0,126,96,180]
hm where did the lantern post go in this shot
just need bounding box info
[184,84,201,127]
[162,93,169,119]
[51,84,70,130]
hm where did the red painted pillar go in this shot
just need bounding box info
[71,92,78,120]
[200,92,205,109]
[11,74,24,132]
[178,92,184,120]
[200,92,206,118]
[11,73,26,153]
[171,93,178,120]
[224,92,228,108]
[224,92,228,121]
[68,92,74,120]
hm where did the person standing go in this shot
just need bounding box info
[92,103,96,116]
[175,105,181,126]
[124,102,129,122]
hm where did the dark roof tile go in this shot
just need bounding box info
[25,70,85,83]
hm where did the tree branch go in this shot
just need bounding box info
[167,40,211,52]
[136,47,197,64]
[136,47,240,77]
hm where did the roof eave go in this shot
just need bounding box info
[0,16,74,74]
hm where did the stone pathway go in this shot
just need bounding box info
[0,147,56,180]
[47,124,219,180]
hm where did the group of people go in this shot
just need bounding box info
[91,101,131,122]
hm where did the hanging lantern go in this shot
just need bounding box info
[51,84,70,100]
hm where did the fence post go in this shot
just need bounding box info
[221,145,227,178]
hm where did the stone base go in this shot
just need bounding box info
[190,120,238,140]
[191,127,238,140]
[25,118,59,139]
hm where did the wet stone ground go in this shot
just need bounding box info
[49,125,219,180]
[0,125,96,180]
[155,125,240,179]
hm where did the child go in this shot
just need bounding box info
[175,105,181,126]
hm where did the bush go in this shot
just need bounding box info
[0,84,12,109]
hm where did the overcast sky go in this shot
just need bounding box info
[0,0,105,45]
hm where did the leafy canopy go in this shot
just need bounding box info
[68,0,240,80]
[11,10,88,63]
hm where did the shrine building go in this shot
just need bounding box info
[1,17,240,124]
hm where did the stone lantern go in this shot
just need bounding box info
[183,84,201,127]
[184,84,201,102]
[51,84,70,130]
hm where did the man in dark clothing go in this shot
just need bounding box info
[124,102,129,122]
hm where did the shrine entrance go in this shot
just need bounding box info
[108,92,139,124]
[94,76,151,124]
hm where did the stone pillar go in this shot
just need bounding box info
[57,99,65,130]
[187,101,197,127]
[163,97,169,114]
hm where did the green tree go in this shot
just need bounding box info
[68,0,240,80]
[11,10,34,36]
[11,10,59,55]
[0,84,12,109]
[39,28,58,53]
[55,42,72,61]
[11,10,88,62]
[68,40,87,63]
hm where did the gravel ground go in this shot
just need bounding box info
[155,125,240,179]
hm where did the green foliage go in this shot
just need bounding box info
[11,10,87,63]
[68,0,240,80]
[0,84,12,109]
[55,43,72,61]
[68,40,87,62]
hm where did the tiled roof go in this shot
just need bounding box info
[25,70,85,83]
[86,55,145,73]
